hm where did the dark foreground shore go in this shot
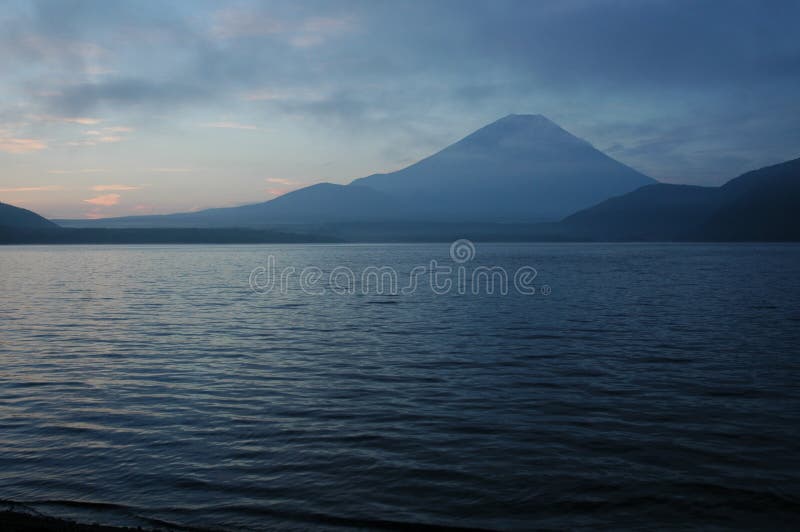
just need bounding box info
[0,510,151,531]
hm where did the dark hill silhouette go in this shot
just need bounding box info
[702,157,800,240]
[58,114,655,228]
[561,156,800,241]
[561,184,719,240]
[0,201,58,229]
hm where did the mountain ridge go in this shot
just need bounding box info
[56,114,655,228]
[561,156,800,241]
[6,155,799,243]
[0,201,59,230]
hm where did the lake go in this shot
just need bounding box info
[1,243,799,529]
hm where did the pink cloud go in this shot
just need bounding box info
[86,126,131,136]
[133,204,155,213]
[67,126,132,147]
[35,115,102,125]
[265,177,297,186]
[66,117,102,125]
[83,193,121,206]
[0,137,47,154]
[91,184,140,191]
[265,177,305,197]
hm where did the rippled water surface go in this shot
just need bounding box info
[1,243,799,530]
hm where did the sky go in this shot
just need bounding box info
[1,0,799,219]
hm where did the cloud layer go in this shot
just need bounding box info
[1,0,799,218]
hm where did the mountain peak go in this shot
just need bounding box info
[498,113,552,123]
[487,114,561,132]
[457,113,584,149]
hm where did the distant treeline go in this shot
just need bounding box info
[5,221,798,244]
[0,227,340,244]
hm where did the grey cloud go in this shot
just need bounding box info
[45,79,214,114]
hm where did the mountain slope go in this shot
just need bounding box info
[352,114,655,220]
[561,156,800,241]
[60,184,403,228]
[0,201,58,229]
[701,157,800,240]
[207,183,404,224]
[561,184,719,240]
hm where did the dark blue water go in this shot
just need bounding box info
[1,243,799,530]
